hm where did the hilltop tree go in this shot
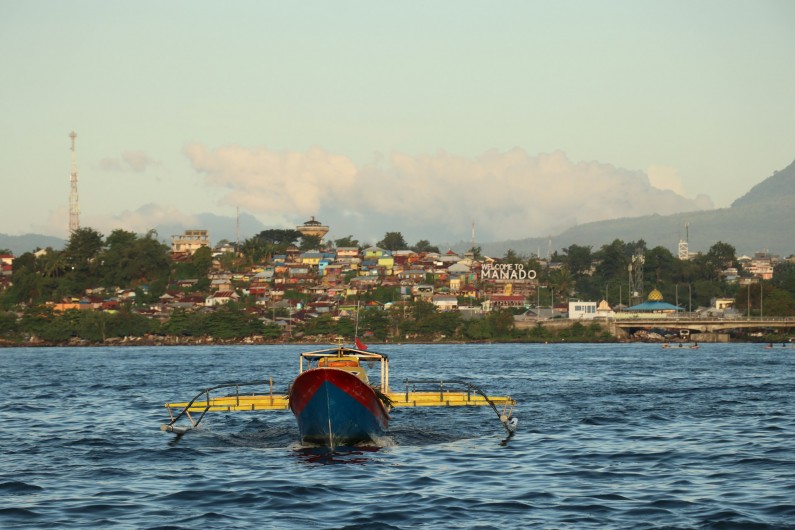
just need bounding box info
[99,229,170,289]
[104,228,137,249]
[191,246,213,277]
[549,266,574,300]
[240,236,270,264]
[502,249,526,264]
[49,227,105,297]
[703,241,738,281]
[411,240,439,253]
[377,232,408,251]
[299,234,322,251]
[593,239,630,282]
[645,246,677,285]
[64,227,104,271]
[773,261,795,297]
[2,252,41,305]
[335,235,359,248]
[255,229,301,247]
[560,244,593,277]
[240,228,302,264]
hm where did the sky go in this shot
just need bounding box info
[1,1,793,248]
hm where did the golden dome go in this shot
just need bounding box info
[647,288,664,302]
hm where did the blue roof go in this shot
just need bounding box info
[625,301,683,312]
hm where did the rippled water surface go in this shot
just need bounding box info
[2,343,794,529]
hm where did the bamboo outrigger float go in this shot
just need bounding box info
[161,343,517,446]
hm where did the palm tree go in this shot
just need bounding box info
[549,266,574,301]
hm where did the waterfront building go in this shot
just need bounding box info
[569,300,598,319]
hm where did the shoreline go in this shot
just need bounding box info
[1,335,786,348]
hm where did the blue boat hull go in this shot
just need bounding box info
[289,368,389,446]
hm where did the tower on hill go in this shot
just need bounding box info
[297,216,329,242]
[69,131,80,233]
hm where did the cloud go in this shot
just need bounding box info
[122,151,158,172]
[98,151,159,173]
[647,165,686,195]
[183,143,358,223]
[184,144,714,244]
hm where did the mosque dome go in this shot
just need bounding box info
[647,288,664,302]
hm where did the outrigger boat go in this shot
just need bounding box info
[161,342,517,447]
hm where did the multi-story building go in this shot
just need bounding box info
[171,230,210,255]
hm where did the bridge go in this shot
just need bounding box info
[513,314,795,340]
[609,315,795,338]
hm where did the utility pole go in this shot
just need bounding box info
[69,131,80,233]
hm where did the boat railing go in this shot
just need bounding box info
[398,378,517,435]
[161,379,281,434]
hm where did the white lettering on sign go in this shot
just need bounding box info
[481,264,537,280]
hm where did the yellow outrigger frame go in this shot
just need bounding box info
[161,344,516,436]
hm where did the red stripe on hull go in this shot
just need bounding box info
[289,368,389,422]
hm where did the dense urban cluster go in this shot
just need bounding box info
[1,220,794,346]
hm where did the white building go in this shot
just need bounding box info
[172,229,210,255]
[568,300,597,319]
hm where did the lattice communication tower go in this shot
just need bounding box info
[69,131,80,233]
[678,222,690,260]
[628,253,645,306]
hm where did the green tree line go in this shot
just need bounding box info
[1,227,794,345]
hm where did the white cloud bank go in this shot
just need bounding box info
[182,144,713,245]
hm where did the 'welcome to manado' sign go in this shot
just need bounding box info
[480,263,537,280]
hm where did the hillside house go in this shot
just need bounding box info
[397,269,426,282]
[431,294,458,311]
[745,252,776,280]
[210,275,233,291]
[412,284,434,300]
[363,246,388,259]
[0,254,13,277]
[300,252,324,266]
[483,294,526,311]
[205,290,239,307]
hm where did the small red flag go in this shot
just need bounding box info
[355,337,368,351]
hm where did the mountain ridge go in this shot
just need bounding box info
[452,159,795,257]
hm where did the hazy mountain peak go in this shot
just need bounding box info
[731,159,795,208]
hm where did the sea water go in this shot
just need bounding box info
[1,343,794,529]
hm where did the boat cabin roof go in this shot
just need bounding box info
[299,344,390,391]
[300,345,387,362]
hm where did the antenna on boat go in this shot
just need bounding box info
[354,299,360,340]
[353,299,368,350]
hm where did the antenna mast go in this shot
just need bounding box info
[628,253,645,306]
[678,222,690,260]
[68,131,80,233]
